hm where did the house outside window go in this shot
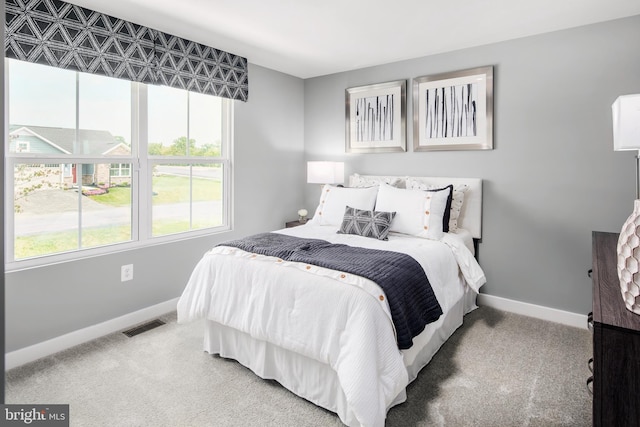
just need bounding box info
[5,58,232,268]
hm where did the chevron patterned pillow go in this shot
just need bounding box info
[337,206,396,240]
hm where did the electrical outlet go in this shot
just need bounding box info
[121,264,133,282]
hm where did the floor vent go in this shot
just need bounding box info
[122,319,166,338]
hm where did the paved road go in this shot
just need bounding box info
[15,200,223,235]
[155,165,222,180]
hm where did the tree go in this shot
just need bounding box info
[196,143,221,157]
[167,136,196,156]
[148,142,164,155]
[148,137,221,157]
[14,164,62,213]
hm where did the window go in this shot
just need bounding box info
[110,163,131,177]
[16,141,29,152]
[147,85,227,236]
[5,59,232,268]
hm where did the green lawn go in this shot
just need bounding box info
[16,226,131,259]
[15,175,223,259]
[88,175,222,206]
[152,175,222,204]
[16,219,222,260]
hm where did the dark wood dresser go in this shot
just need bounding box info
[591,231,640,426]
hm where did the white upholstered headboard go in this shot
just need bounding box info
[348,174,483,239]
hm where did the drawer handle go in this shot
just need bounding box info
[588,357,593,373]
[587,312,594,331]
[587,376,593,395]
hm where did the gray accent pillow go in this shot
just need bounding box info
[337,206,396,240]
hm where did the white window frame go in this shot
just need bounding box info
[4,59,233,271]
[110,163,131,177]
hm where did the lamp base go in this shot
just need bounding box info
[617,199,640,315]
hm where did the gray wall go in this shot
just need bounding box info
[4,64,305,352]
[303,16,640,315]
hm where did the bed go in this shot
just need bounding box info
[177,174,486,427]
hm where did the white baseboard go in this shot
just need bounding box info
[477,293,588,330]
[5,294,587,370]
[5,298,180,370]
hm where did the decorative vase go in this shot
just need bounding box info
[617,199,640,315]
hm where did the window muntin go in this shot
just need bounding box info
[5,58,231,267]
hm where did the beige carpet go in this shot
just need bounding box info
[5,306,592,426]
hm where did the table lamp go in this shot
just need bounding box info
[307,161,345,185]
[613,94,640,315]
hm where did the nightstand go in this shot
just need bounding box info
[286,219,309,228]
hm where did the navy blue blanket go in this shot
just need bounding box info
[219,232,442,349]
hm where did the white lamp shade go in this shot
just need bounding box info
[307,161,344,184]
[613,94,640,151]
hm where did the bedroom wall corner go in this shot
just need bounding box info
[235,64,306,233]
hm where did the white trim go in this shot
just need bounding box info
[477,293,588,330]
[5,294,588,370]
[5,298,179,370]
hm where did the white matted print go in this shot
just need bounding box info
[413,66,493,151]
[346,80,406,153]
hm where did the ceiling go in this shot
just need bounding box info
[72,0,640,79]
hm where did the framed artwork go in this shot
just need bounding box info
[413,66,493,151]
[345,80,406,153]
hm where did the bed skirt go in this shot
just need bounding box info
[202,288,477,426]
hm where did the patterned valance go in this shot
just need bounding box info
[5,0,249,101]
[155,31,248,101]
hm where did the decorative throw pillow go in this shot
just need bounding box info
[309,184,379,226]
[375,183,451,240]
[337,206,396,240]
[406,179,468,232]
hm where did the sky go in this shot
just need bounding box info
[8,58,223,148]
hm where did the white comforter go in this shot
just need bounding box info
[177,225,485,427]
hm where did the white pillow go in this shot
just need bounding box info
[375,183,451,240]
[406,179,469,232]
[311,185,378,226]
[349,173,406,188]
